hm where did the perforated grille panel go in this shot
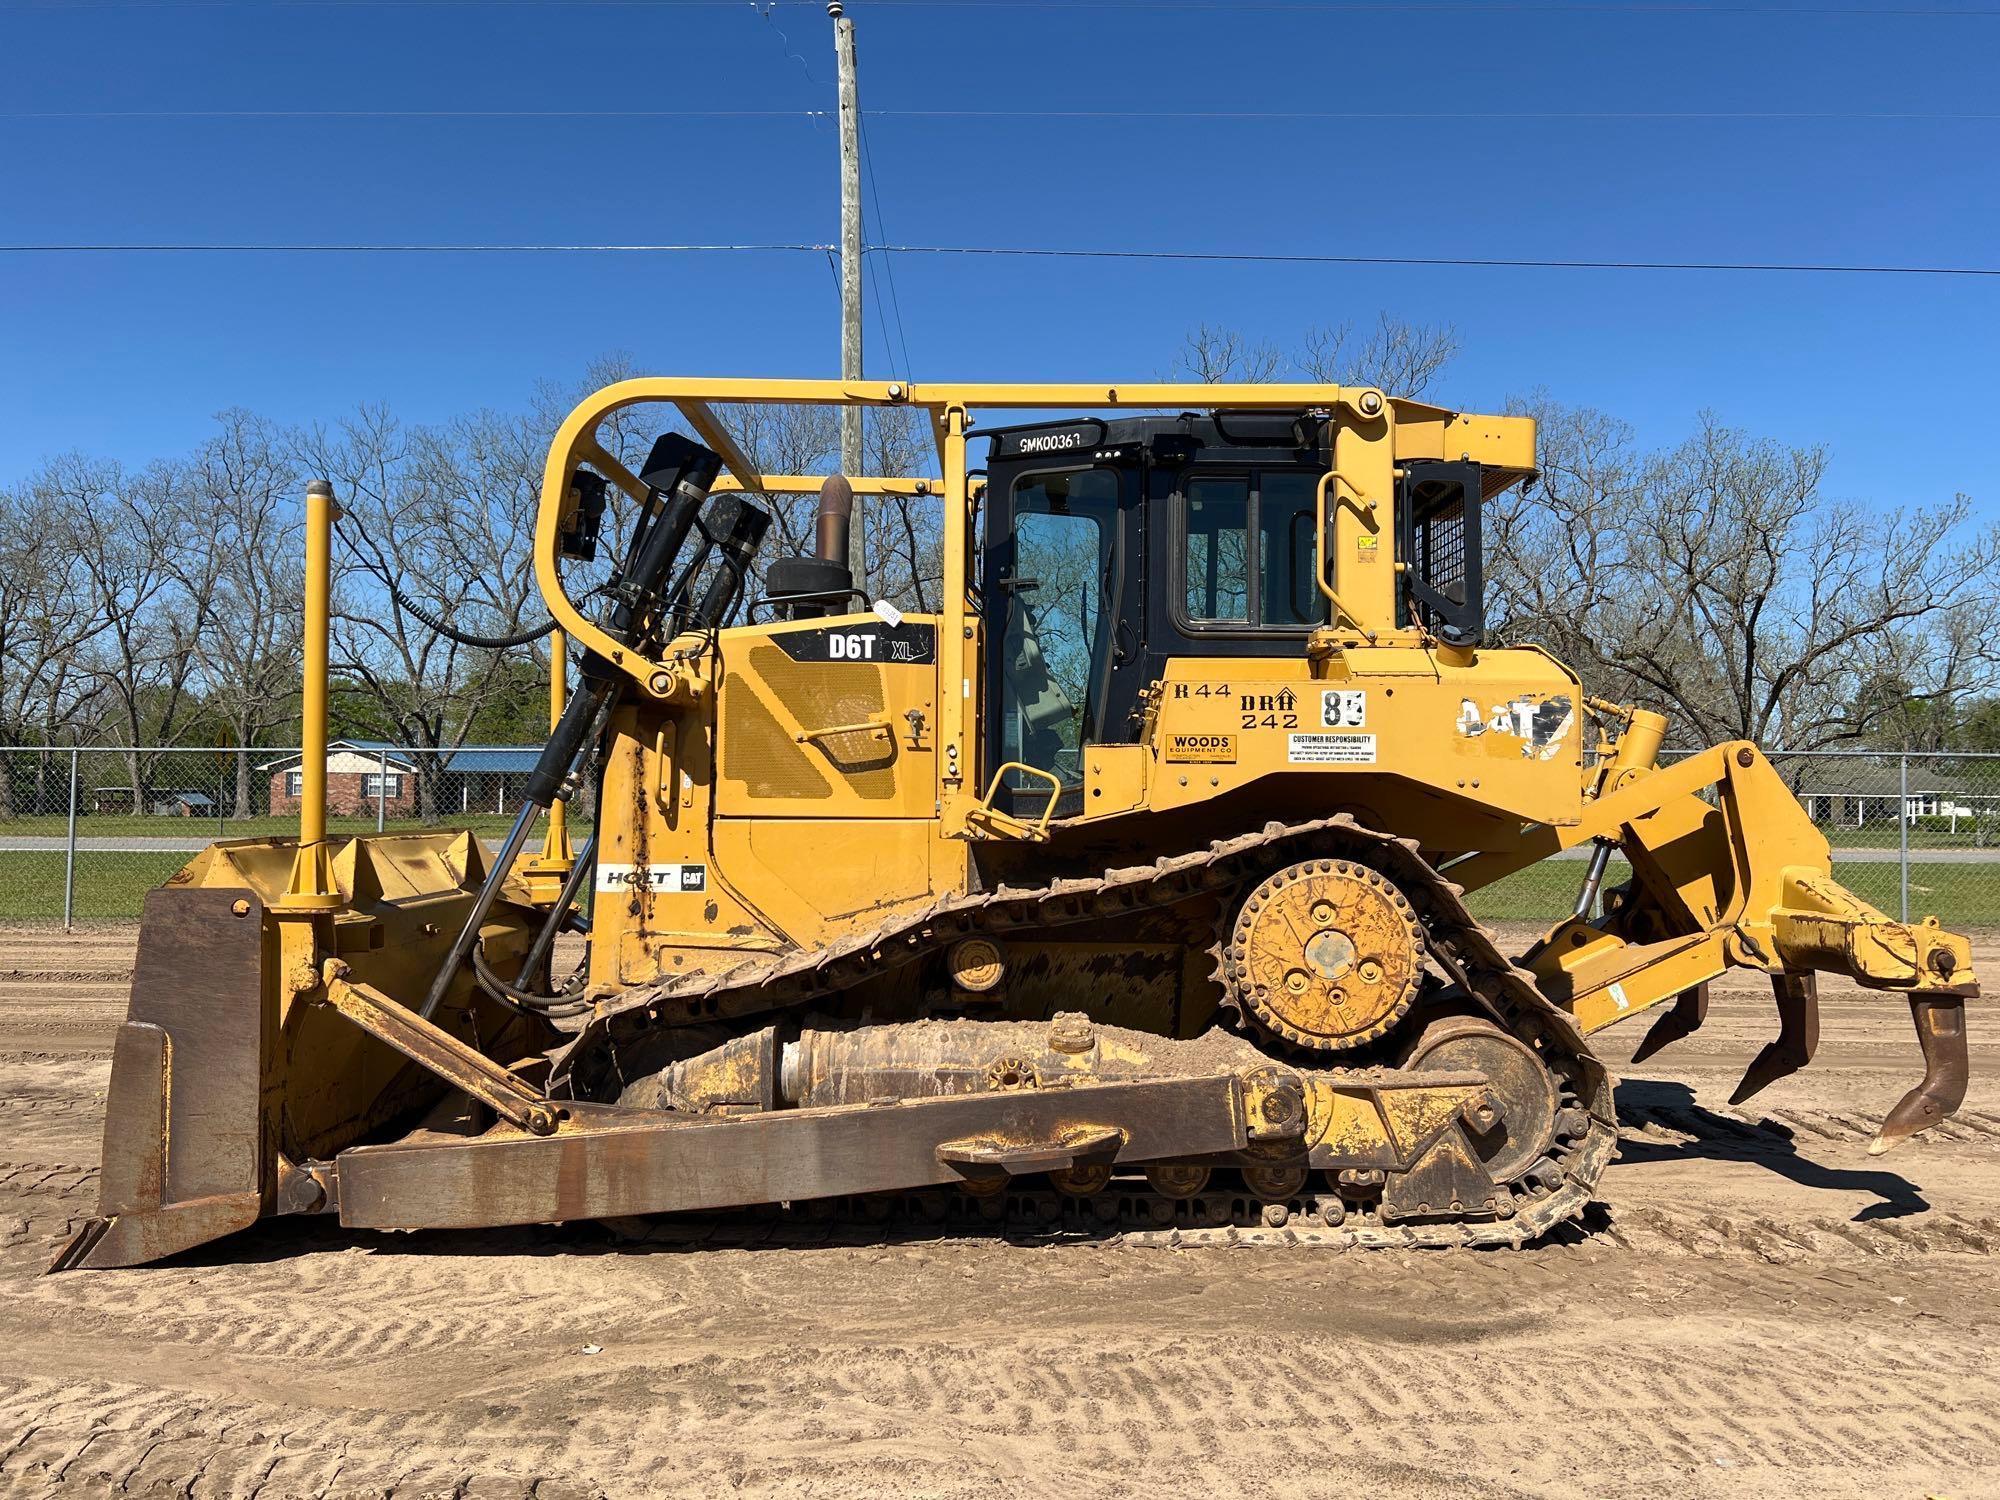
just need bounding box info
[720,645,897,801]
[1414,492,1468,606]
[1400,464,1482,638]
[722,686,832,801]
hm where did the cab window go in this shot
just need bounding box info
[1183,476,1249,622]
[1177,469,1321,630]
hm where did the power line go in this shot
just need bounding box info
[858,107,915,381]
[823,1,2000,8]
[0,240,831,252]
[6,107,1998,121]
[2,240,1996,276]
[860,208,899,383]
[0,108,836,119]
[871,244,2000,276]
[811,1,2000,9]
[7,1,2000,11]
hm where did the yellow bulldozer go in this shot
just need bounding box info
[57,377,1977,1268]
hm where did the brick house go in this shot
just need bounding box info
[263,742,419,818]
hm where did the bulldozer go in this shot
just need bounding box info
[57,377,1978,1269]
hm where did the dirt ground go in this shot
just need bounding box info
[2,924,1998,1500]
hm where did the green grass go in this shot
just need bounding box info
[0,813,595,841]
[1462,862,1618,924]
[1462,858,2000,927]
[0,851,197,921]
[1808,824,2000,850]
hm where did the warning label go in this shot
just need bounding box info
[1287,733,1377,765]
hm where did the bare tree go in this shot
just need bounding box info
[531,351,657,477]
[1488,399,2000,751]
[1170,324,1287,384]
[53,455,220,807]
[1296,314,1461,399]
[862,404,941,612]
[0,484,106,814]
[184,410,304,816]
[298,406,550,818]
[1169,315,1460,398]
[715,400,842,569]
[706,401,943,615]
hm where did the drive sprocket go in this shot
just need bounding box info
[1224,858,1423,1052]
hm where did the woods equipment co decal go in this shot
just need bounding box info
[1164,732,1237,763]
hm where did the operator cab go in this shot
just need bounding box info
[979,411,1486,816]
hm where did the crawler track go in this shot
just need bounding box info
[560,816,1620,1248]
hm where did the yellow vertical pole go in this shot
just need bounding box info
[529,628,574,870]
[938,405,971,831]
[279,478,341,909]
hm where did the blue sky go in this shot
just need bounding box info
[1,0,1995,515]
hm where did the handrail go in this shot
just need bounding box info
[1312,470,1372,635]
[973,761,1063,841]
[795,718,896,747]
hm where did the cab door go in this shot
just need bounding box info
[981,464,1126,816]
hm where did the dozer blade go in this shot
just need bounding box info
[1730,972,1820,1106]
[54,887,268,1272]
[56,830,545,1270]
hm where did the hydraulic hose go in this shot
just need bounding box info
[473,832,599,1015]
[419,435,724,1021]
[470,940,593,1020]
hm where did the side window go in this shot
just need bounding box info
[1177,469,1322,630]
[1258,471,1321,626]
[1183,476,1250,622]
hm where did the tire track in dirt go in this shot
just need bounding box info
[6,1301,1998,1499]
[1621,1098,2000,1148]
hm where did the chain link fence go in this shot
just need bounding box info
[1436,749,2000,929]
[0,744,594,927]
[4,744,1999,928]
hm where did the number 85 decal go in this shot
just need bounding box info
[1322,690,1367,728]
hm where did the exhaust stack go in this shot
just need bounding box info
[816,473,854,565]
[765,473,858,618]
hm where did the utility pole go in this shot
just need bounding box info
[830,0,867,594]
